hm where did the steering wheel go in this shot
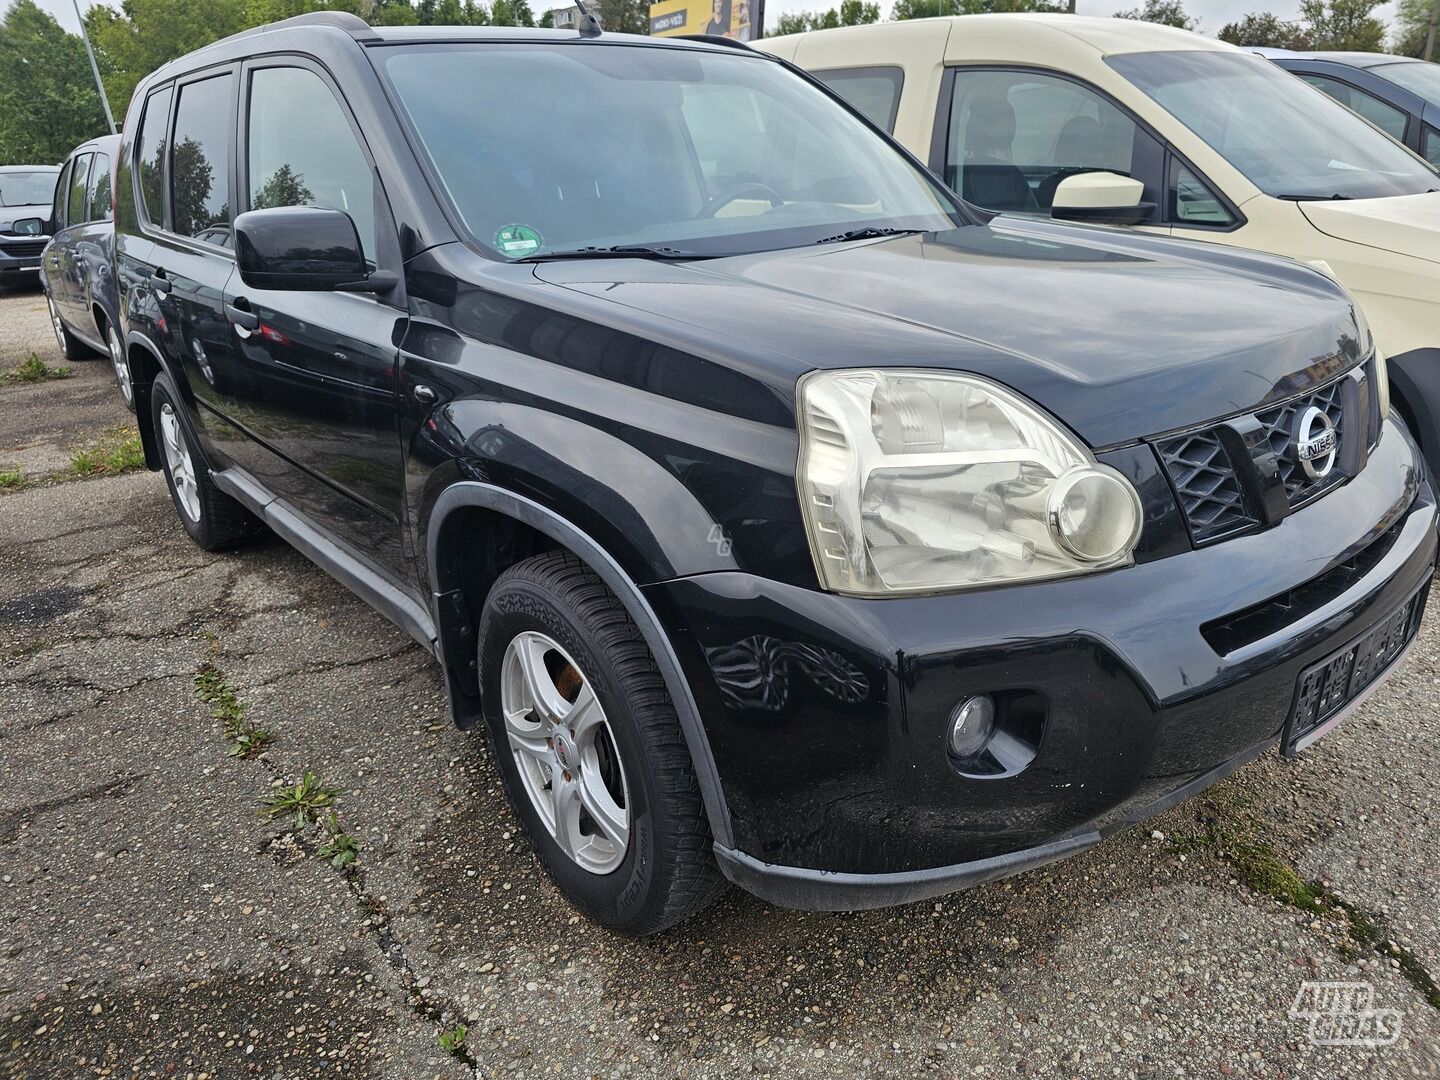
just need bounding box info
[700,183,785,219]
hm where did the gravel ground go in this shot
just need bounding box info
[2,283,1439,1078]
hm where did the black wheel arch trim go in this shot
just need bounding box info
[425,481,736,850]
[125,330,202,474]
[1385,348,1440,476]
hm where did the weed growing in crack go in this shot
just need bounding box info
[70,427,145,478]
[438,1022,468,1056]
[0,466,22,490]
[261,771,344,831]
[195,662,273,758]
[1,353,72,385]
[316,810,361,872]
[1174,780,1440,1009]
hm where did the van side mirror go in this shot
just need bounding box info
[234,206,393,293]
[1051,172,1155,226]
[5,217,47,237]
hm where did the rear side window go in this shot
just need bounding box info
[945,69,1140,213]
[171,73,235,242]
[67,154,93,225]
[1424,125,1440,167]
[88,153,112,222]
[136,85,173,227]
[246,66,376,261]
[1299,74,1409,142]
[813,67,904,133]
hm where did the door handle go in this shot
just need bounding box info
[149,267,171,297]
[225,299,259,333]
[412,384,438,405]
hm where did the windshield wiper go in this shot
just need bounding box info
[520,244,712,262]
[814,227,925,245]
[1277,194,1354,202]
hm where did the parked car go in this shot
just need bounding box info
[39,136,129,404]
[0,164,60,285]
[1257,50,1440,167]
[115,12,1434,933]
[761,17,1440,472]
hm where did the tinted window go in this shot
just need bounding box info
[67,154,93,225]
[171,74,234,241]
[1171,162,1234,226]
[88,152,112,222]
[1298,74,1409,142]
[813,67,904,133]
[383,43,960,259]
[1110,51,1440,200]
[137,85,173,226]
[946,70,1138,213]
[1373,61,1440,110]
[247,66,376,261]
[51,161,70,229]
[1425,125,1440,167]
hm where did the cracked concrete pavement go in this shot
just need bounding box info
[3,281,1440,1078]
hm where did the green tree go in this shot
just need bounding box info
[1299,0,1387,50]
[86,0,249,117]
[252,163,315,209]
[1114,0,1197,30]
[591,0,646,32]
[1218,11,1312,47]
[170,136,214,236]
[766,0,878,33]
[1391,0,1439,57]
[890,0,1064,19]
[0,0,110,163]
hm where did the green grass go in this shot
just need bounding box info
[438,1022,468,1055]
[69,427,145,478]
[0,353,72,385]
[260,771,343,831]
[0,467,23,491]
[195,662,273,759]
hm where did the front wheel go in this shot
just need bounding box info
[477,551,727,934]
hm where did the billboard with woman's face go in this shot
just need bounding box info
[648,0,760,41]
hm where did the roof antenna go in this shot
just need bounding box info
[573,0,603,37]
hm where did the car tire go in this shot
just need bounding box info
[149,371,265,551]
[476,551,727,934]
[106,324,135,411]
[47,296,94,362]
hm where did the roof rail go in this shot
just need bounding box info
[675,34,755,50]
[224,9,380,46]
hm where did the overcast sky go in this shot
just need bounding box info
[25,0,1404,40]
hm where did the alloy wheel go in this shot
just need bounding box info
[48,299,66,353]
[108,328,133,407]
[500,631,630,874]
[159,403,201,523]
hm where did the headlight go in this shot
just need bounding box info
[797,369,1142,596]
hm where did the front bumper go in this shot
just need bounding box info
[0,244,46,277]
[644,418,1436,909]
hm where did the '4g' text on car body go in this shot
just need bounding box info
[112,13,1435,933]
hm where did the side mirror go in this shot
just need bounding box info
[234,206,392,293]
[1051,172,1154,226]
[6,217,47,237]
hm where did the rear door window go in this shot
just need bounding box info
[170,73,235,242]
[136,85,173,227]
[1424,125,1440,167]
[813,67,904,133]
[67,154,93,226]
[88,152,112,222]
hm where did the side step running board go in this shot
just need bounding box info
[212,467,439,656]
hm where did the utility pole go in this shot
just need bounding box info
[1426,0,1438,63]
[71,0,115,134]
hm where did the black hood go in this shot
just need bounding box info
[533,218,1363,448]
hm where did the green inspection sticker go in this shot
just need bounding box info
[496,223,543,258]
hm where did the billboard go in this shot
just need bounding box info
[648,0,762,42]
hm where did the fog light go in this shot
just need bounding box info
[1047,465,1142,564]
[948,695,996,758]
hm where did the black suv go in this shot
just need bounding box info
[41,136,130,405]
[115,13,1436,933]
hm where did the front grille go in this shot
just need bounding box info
[1255,378,1345,507]
[1152,364,1372,548]
[1155,430,1256,544]
[0,238,46,258]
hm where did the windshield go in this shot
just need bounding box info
[1108,51,1440,200]
[0,170,59,207]
[381,42,964,259]
[1374,60,1440,110]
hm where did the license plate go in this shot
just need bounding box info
[1284,584,1428,755]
